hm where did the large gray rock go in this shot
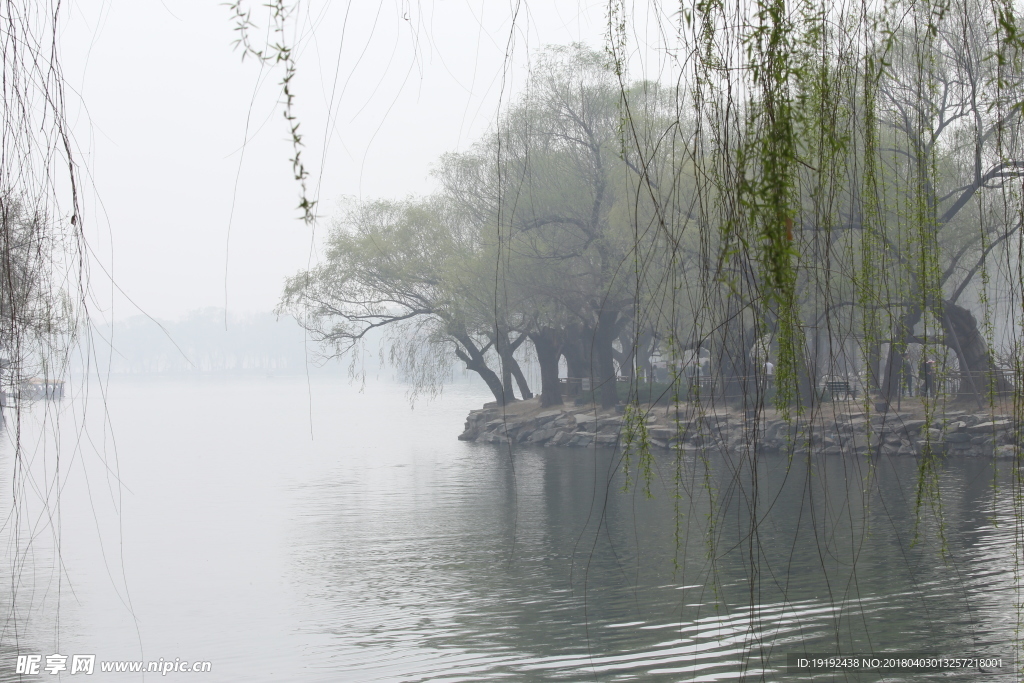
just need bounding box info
[649,427,676,441]
[996,445,1019,460]
[967,420,1011,433]
[528,428,559,444]
[462,404,1014,454]
[546,430,573,447]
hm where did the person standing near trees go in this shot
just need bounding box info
[919,357,935,398]
[902,357,914,397]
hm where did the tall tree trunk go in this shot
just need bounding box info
[496,336,516,401]
[561,323,592,384]
[510,356,533,399]
[529,327,563,407]
[881,306,921,405]
[500,362,516,401]
[636,331,655,383]
[715,298,757,405]
[796,337,817,408]
[940,299,1012,397]
[452,331,507,404]
[866,341,882,393]
[494,329,530,402]
[595,308,620,409]
[613,329,634,379]
[757,299,813,407]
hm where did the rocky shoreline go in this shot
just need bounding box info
[459,398,1021,459]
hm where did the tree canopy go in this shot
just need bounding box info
[285,12,1024,418]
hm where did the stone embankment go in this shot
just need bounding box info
[459,399,1021,459]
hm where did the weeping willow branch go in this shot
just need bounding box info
[227,0,317,225]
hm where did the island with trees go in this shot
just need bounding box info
[281,9,1023,463]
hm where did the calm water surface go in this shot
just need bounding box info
[0,376,1019,681]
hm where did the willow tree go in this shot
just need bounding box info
[279,196,528,405]
[865,4,1024,402]
[440,46,680,409]
[1,3,83,385]
[287,46,680,410]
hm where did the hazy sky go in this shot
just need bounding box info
[62,1,612,322]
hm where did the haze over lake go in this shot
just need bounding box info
[0,374,1016,681]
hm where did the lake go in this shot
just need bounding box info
[0,375,1019,681]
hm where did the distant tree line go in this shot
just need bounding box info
[92,310,325,375]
